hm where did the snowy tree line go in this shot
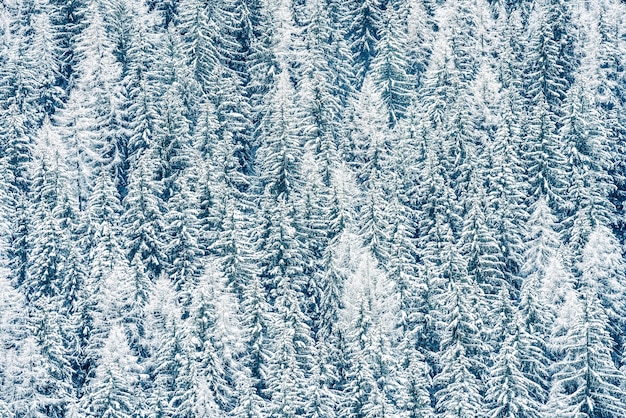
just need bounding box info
[1,0,626,416]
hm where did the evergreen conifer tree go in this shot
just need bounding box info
[370,2,412,127]
[122,153,166,279]
[547,261,626,417]
[79,325,141,418]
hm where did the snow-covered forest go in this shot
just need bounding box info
[1,0,626,416]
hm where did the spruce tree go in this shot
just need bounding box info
[547,269,626,417]
[433,228,486,418]
[72,1,127,192]
[144,275,185,415]
[345,0,382,87]
[26,120,74,303]
[484,329,543,417]
[341,250,400,418]
[560,75,613,255]
[80,325,141,418]
[461,173,506,298]
[370,2,412,127]
[165,173,203,305]
[122,153,166,279]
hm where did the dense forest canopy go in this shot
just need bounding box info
[1,0,626,416]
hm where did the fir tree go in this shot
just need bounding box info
[122,153,166,279]
[484,332,542,418]
[370,2,412,126]
[560,75,614,255]
[165,173,203,304]
[461,173,506,298]
[433,228,487,418]
[144,275,185,415]
[255,69,302,202]
[72,1,127,191]
[26,120,74,303]
[547,271,626,417]
[345,0,382,87]
[80,325,141,418]
[152,86,195,202]
[341,249,402,418]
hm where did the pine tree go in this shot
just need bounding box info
[26,120,74,303]
[345,0,382,87]
[577,226,626,363]
[485,23,528,287]
[54,87,93,211]
[351,77,393,265]
[0,271,54,417]
[122,153,166,279]
[433,228,486,418]
[298,0,345,186]
[517,199,565,408]
[26,205,67,301]
[28,5,64,116]
[4,333,56,417]
[349,75,389,187]
[152,86,195,202]
[483,289,543,418]
[547,270,626,417]
[303,0,354,107]
[30,297,75,418]
[524,0,572,114]
[230,370,267,418]
[72,0,127,192]
[165,173,203,304]
[124,254,151,353]
[74,180,133,391]
[358,171,391,272]
[256,69,302,202]
[245,0,278,136]
[261,201,315,416]
[418,24,478,197]
[117,0,160,172]
[210,192,255,299]
[440,0,485,85]
[1,101,32,195]
[404,0,432,89]
[3,0,626,415]
[521,0,570,208]
[461,173,506,298]
[200,0,257,182]
[303,342,339,418]
[560,75,613,255]
[144,275,185,415]
[153,24,204,122]
[6,192,31,290]
[212,66,255,183]
[590,0,626,242]
[177,0,222,91]
[172,355,223,417]
[179,265,241,414]
[370,2,412,126]
[0,0,61,127]
[341,248,402,418]
[415,144,462,271]
[255,199,307,304]
[80,325,141,418]
[84,170,122,250]
[49,0,87,89]
[296,153,331,320]
[401,348,434,418]
[239,271,273,401]
[265,315,310,417]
